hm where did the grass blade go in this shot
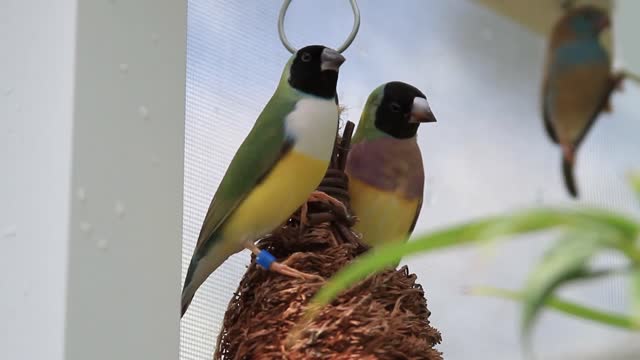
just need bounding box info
[521,229,604,337]
[472,286,636,330]
[629,171,640,204]
[631,268,640,329]
[309,208,628,312]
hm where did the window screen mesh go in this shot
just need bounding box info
[180,1,281,359]
[181,1,640,359]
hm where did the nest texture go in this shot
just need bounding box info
[215,124,443,360]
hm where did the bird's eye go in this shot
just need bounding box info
[389,102,401,112]
[301,52,312,62]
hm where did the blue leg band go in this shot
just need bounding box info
[256,249,276,270]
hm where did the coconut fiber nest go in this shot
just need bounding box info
[214,121,443,360]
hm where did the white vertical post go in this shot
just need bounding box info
[1,1,78,359]
[64,1,186,359]
[0,1,186,359]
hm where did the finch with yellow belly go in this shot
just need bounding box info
[181,45,345,317]
[346,81,436,251]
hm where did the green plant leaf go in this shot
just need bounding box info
[629,171,640,204]
[298,206,638,336]
[309,209,586,316]
[308,208,630,312]
[576,208,640,243]
[521,229,605,337]
[631,267,640,329]
[472,286,636,330]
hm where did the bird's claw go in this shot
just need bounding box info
[612,72,626,91]
[270,261,324,282]
[308,190,351,223]
[299,201,310,235]
[603,72,625,113]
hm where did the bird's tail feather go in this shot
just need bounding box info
[181,288,195,318]
[562,155,578,198]
[181,259,199,318]
[181,238,230,318]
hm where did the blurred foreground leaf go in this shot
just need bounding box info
[630,171,640,204]
[521,229,606,337]
[472,286,636,330]
[308,208,638,315]
[631,268,640,329]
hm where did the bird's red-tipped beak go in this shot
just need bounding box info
[409,97,437,123]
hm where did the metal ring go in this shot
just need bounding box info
[278,0,361,54]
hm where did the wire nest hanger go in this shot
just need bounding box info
[278,0,361,54]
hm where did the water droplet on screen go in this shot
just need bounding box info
[76,187,87,201]
[138,105,149,120]
[151,155,160,167]
[80,222,93,234]
[114,201,126,218]
[97,238,109,251]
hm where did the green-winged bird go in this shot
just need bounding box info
[345,81,436,250]
[181,45,345,317]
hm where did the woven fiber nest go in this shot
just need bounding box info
[214,121,443,360]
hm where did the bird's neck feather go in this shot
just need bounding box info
[552,38,608,70]
[352,124,417,144]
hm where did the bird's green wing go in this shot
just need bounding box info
[194,91,298,253]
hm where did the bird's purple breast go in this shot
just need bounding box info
[345,136,424,199]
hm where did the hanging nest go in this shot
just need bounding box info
[214,121,443,360]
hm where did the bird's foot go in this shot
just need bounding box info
[612,71,626,91]
[604,72,626,113]
[270,261,324,282]
[244,240,261,255]
[251,246,325,282]
[299,201,310,235]
[308,190,351,222]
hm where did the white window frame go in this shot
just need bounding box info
[1,1,186,359]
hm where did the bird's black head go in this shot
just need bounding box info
[288,45,345,99]
[375,81,437,139]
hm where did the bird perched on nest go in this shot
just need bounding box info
[181,45,346,317]
[345,81,436,250]
[541,5,623,198]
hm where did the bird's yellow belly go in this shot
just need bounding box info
[349,178,420,247]
[222,150,329,243]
